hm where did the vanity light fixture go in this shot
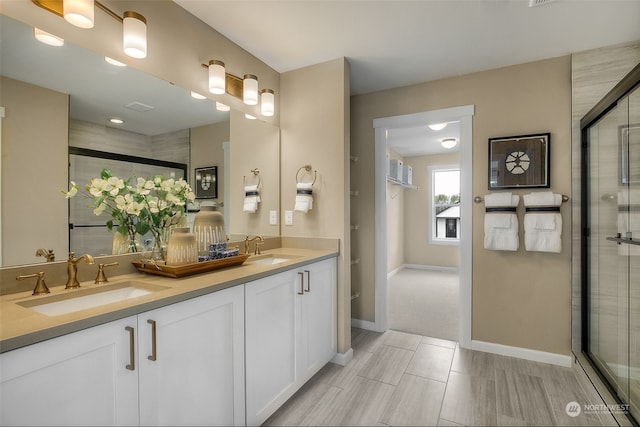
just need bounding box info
[34,28,64,46]
[429,122,447,131]
[441,138,457,149]
[190,91,206,100]
[63,0,94,29]
[104,56,126,67]
[208,60,226,95]
[32,1,147,59]
[243,74,259,105]
[216,102,231,112]
[260,89,275,117]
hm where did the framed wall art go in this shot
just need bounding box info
[194,166,218,199]
[488,133,550,190]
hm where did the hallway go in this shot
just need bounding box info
[265,328,618,426]
[388,268,459,341]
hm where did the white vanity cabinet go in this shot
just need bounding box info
[245,258,337,426]
[0,316,140,426]
[138,284,245,426]
[0,284,245,427]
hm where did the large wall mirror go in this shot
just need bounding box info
[0,14,280,267]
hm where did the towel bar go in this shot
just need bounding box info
[296,165,317,185]
[243,169,261,191]
[474,194,569,204]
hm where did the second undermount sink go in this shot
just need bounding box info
[246,254,300,266]
[17,281,168,316]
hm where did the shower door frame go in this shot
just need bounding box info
[581,62,640,422]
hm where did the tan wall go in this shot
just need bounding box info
[0,77,69,266]
[404,152,460,268]
[280,58,351,354]
[351,56,572,355]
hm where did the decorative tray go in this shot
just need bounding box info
[132,254,250,278]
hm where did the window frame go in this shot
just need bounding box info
[429,165,460,245]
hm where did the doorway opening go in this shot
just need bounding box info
[373,105,474,348]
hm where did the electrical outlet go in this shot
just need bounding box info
[269,210,278,225]
[285,210,293,226]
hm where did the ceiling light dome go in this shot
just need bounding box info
[429,122,447,131]
[441,138,457,149]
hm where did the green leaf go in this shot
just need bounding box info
[135,222,150,235]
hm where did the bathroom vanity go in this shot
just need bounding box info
[0,247,337,426]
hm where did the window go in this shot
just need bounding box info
[431,167,460,243]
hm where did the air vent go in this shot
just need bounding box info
[529,0,556,6]
[125,101,155,112]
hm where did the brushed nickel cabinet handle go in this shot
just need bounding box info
[125,326,135,371]
[147,319,157,361]
[297,272,304,295]
[304,270,311,292]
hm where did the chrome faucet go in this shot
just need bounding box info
[65,252,95,289]
[244,235,264,255]
[35,248,55,262]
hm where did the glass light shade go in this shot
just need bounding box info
[34,28,64,47]
[441,138,457,149]
[216,102,230,111]
[208,60,226,95]
[243,74,259,105]
[123,11,147,59]
[63,0,94,29]
[260,89,275,116]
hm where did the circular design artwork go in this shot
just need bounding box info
[505,151,530,175]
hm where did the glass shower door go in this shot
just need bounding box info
[585,80,640,422]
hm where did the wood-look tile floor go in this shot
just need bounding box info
[264,328,619,426]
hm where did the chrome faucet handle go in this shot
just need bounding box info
[95,262,119,284]
[16,272,50,295]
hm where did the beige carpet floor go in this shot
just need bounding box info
[388,267,459,341]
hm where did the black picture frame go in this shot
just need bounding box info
[619,123,640,185]
[194,166,218,199]
[488,132,550,190]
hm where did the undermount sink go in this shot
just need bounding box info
[247,254,299,266]
[17,281,168,316]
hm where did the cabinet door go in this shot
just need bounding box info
[138,285,245,427]
[300,258,337,380]
[245,269,299,427]
[0,316,139,426]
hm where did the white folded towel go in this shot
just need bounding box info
[523,191,562,253]
[484,193,519,251]
[243,185,261,213]
[617,189,640,256]
[294,182,314,213]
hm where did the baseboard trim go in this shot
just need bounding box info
[472,340,572,368]
[331,348,353,366]
[351,318,380,332]
[403,264,459,272]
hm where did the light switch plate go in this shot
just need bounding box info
[285,210,293,226]
[269,210,278,225]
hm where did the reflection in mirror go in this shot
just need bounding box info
[0,14,280,268]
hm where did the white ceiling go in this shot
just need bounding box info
[175,0,640,96]
[174,0,640,157]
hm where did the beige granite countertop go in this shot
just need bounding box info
[0,247,337,353]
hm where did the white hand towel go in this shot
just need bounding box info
[484,193,519,251]
[523,191,562,253]
[294,182,314,213]
[243,185,260,213]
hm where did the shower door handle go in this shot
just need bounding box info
[606,235,640,246]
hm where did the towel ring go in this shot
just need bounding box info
[474,194,569,204]
[296,165,317,185]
